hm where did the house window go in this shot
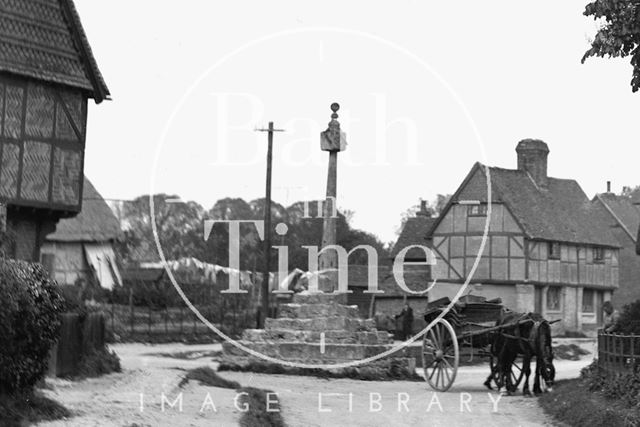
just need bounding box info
[582,288,595,313]
[546,287,561,311]
[468,204,487,217]
[593,247,605,263]
[548,242,560,260]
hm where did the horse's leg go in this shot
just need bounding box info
[521,350,532,396]
[533,356,543,395]
[483,372,494,390]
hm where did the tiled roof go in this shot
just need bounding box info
[432,163,620,247]
[47,177,121,242]
[391,215,436,259]
[593,193,640,243]
[0,0,109,102]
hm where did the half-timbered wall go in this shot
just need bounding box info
[431,202,619,290]
[528,241,618,288]
[0,73,87,212]
[431,203,526,282]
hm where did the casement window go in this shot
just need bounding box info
[582,288,595,313]
[548,242,561,260]
[546,286,562,311]
[467,204,487,217]
[593,247,605,263]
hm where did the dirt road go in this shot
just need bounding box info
[38,341,592,426]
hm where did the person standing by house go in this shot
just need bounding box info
[603,301,620,333]
[395,303,414,340]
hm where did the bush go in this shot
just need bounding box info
[617,300,640,335]
[582,360,640,408]
[77,348,121,378]
[0,259,64,394]
[0,391,71,427]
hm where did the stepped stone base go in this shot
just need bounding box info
[220,292,416,378]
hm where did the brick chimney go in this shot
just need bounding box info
[416,199,431,217]
[516,139,549,188]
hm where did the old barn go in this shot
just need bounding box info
[41,177,122,289]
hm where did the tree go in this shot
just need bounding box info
[582,0,640,92]
[116,194,206,264]
[396,194,451,236]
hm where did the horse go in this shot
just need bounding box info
[484,311,555,395]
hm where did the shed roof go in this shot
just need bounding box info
[47,177,121,242]
[429,163,619,247]
[0,0,109,102]
[347,264,430,297]
[391,215,436,259]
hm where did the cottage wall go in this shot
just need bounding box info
[40,241,88,285]
[431,203,526,283]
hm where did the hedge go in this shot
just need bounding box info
[0,259,64,394]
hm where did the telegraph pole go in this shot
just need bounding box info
[256,122,284,328]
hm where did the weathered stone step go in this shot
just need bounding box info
[265,316,376,332]
[221,355,417,377]
[278,303,360,319]
[241,328,393,345]
[223,340,395,362]
[291,292,349,305]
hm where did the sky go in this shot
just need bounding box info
[75,0,640,244]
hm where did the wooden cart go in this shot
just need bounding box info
[421,296,529,392]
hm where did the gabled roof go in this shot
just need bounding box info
[47,177,121,242]
[428,162,619,247]
[391,215,436,259]
[0,0,110,102]
[593,193,639,244]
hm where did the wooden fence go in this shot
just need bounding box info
[597,331,640,374]
[48,312,106,377]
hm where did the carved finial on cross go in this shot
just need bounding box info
[321,102,346,152]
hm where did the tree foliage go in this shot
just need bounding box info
[582,0,640,92]
[115,195,391,271]
[396,194,451,236]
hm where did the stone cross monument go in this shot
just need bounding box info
[318,103,346,291]
[220,103,416,377]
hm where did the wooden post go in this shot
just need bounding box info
[129,287,134,335]
[255,122,284,328]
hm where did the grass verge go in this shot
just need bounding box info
[218,360,424,382]
[179,367,286,426]
[0,391,71,427]
[238,386,286,427]
[539,378,640,427]
[178,366,241,389]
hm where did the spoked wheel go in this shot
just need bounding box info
[490,354,524,391]
[422,318,459,392]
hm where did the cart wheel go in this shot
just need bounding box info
[506,358,524,391]
[489,353,504,389]
[490,354,524,391]
[422,318,459,392]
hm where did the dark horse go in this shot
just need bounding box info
[483,311,555,395]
